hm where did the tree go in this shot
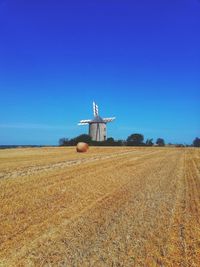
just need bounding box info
[59,138,69,146]
[74,134,92,145]
[127,133,144,146]
[193,137,200,147]
[105,137,115,146]
[115,139,125,146]
[146,138,154,146]
[156,138,165,146]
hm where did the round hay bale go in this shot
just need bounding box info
[76,142,89,153]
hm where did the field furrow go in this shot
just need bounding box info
[0,147,199,266]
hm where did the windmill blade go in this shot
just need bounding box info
[93,101,99,117]
[79,119,92,123]
[78,123,88,125]
[103,117,116,122]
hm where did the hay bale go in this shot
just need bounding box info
[76,142,89,153]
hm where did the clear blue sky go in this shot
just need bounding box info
[0,0,199,145]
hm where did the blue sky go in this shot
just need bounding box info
[0,0,199,145]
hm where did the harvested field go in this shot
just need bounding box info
[0,147,200,266]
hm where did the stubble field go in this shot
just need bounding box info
[0,146,200,266]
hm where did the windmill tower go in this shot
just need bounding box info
[78,102,115,141]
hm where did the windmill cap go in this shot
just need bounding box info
[91,115,104,123]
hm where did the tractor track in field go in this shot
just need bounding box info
[0,147,200,266]
[0,149,169,247]
[1,149,179,266]
[0,149,162,180]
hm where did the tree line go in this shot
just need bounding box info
[59,133,165,147]
[59,134,200,147]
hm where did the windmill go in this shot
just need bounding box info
[78,102,115,141]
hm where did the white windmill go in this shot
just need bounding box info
[78,102,115,141]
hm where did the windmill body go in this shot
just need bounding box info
[78,102,115,142]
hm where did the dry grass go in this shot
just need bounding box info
[0,147,200,266]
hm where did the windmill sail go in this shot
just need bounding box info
[103,117,116,123]
[93,101,99,117]
[78,119,92,125]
